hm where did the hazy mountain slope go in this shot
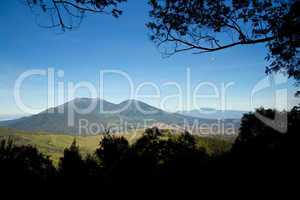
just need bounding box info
[1,98,239,135]
[178,108,246,119]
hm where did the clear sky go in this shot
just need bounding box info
[0,0,299,117]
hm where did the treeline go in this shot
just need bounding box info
[0,106,299,191]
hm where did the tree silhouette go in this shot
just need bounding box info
[58,139,86,185]
[228,106,300,186]
[1,108,300,191]
[147,0,300,86]
[0,138,56,187]
[96,133,130,168]
[232,108,287,155]
[133,127,163,166]
[26,0,127,30]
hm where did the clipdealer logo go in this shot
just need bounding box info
[251,74,288,133]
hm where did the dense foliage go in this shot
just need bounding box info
[147,0,300,87]
[0,106,299,191]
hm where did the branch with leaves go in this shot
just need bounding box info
[147,0,300,88]
[26,0,126,30]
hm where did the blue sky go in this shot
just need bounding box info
[0,0,298,117]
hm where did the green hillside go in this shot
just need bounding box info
[0,127,234,165]
[0,127,145,165]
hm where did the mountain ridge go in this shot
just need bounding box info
[0,98,240,135]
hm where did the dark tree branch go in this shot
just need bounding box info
[53,0,107,14]
[52,0,66,30]
[25,0,126,31]
[167,33,275,54]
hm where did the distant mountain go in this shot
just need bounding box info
[0,98,240,135]
[0,114,27,121]
[178,108,247,119]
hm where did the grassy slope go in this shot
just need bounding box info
[0,127,144,165]
[0,127,235,165]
